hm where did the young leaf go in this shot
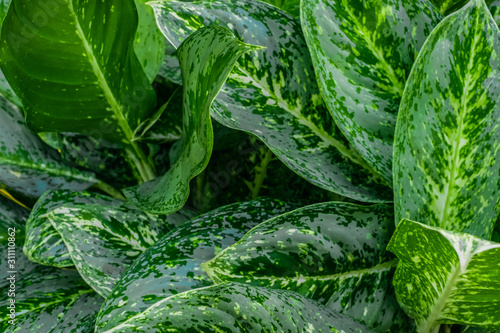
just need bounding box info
[95,197,292,332]
[301,0,442,185]
[97,283,371,333]
[151,0,392,204]
[123,26,262,214]
[0,0,157,181]
[203,202,409,332]
[0,265,102,332]
[30,190,191,297]
[388,219,500,332]
[394,0,500,239]
[0,97,97,198]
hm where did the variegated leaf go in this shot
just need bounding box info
[394,0,500,239]
[488,0,500,25]
[388,219,500,332]
[98,283,371,333]
[0,195,28,245]
[203,202,410,332]
[95,197,292,331]
[0,69,20,107]
[430,0,470,14]
[123,26,261,214]
[0,97,97,198]
[259,0,300,17]
[32,191,191,297]
[0,265,102,332]
[301,0,442,185]
[151,0,392,204]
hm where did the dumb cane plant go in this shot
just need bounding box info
[0,0,499,332]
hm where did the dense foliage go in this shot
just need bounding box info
[0,0,499,332]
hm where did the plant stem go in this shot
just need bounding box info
[125,144,157,183]
[93,181,126,200]
[443,325,451,333]
[431,325,441,333]
[248,148,273,199]
[0,189,31,210]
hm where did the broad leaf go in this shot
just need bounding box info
[96,197,291,331]
[203,202,409,332]
[25,190,191,297]
[151,0,392,204]
[430,0,470,14]
[0,265,102,332]
[0,69,19,107]
[97,282,371,333]
[301,0,442,184]
[388,219,500,332]
[259,0,300,17]
[0,97,97,198]
[123,26,261,213]
[394,0,500,239]
[0,0,157,182]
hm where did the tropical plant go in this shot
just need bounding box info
[0,0,499,332]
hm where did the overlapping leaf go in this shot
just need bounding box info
[430,0,469,14]
[151,0,392,204]
[394,0,500,239]
[260,0,300,17]
[0,97,97,198]
[301,0,442,184]
[0,265,102,332]
[98,282,371,333]
[96,197,291,331]
[203,202,409,332]
[123,26,262,213]
[388,219,500,332]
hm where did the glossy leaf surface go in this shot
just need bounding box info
[96,197,291,331]
[98,283,371,333]
[151,0,392,203]
[394,0,500,239]
[388,219,500,332]
[123,26,261,213]
[204,202,409,332]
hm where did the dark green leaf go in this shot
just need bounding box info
[204,202,410,332]
[0,195,28,245]
[259,0,300,17]
[95,197,292,331]
[0,97,97,198]
[431,0,470,15]
[97,282,372,332]
[123,26,261,214]
[151,0,392,204]
[388,219,500,332]
[394,0,500,239]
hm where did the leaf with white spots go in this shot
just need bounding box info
[394,0,500,239]
[95,197,292,332]
[150,0,392,204]
[98,282,372,333]
[123,26,261,214]
[301,0,442,185]
[203,202,411,332]
[388,219,500,332]
[0,97,97,199]
[0,265,102,332]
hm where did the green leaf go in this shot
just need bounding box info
[0,195,28,245]
[0,69,20,107]
[394,0,500,239]
[388,219,500,332]
[95,197,292,332]
[301,0,442,185]
[151,0,392,204]
[0,265,102,332]
[430,0,470,15]
[97,282,372,333]
[25,190,190,297]
[488,0,500,26]
[123,26,262,214]
[134,0,166,83]
[259,0,300,17]
[203,202,410,332]
[0,0,157,182]
[0,97,97,198]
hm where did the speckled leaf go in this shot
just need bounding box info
[301,0,442,185]
[0,264,102,332]
[430,0,470,14]
[0,69,20,107]
[259,0,300,17]
[204,202,410,332]
[488,0,500,25]
[388,219,500,332]
[95,197,291,331]
[0,195,28,245]
[0,97,97,198]
[98,282,371,333]
[0,0,156,146]
[134,0,166,83]
[30,191,190,297]
[123,26,261,214]
[151,0,392,204]
[394,0,500,239]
